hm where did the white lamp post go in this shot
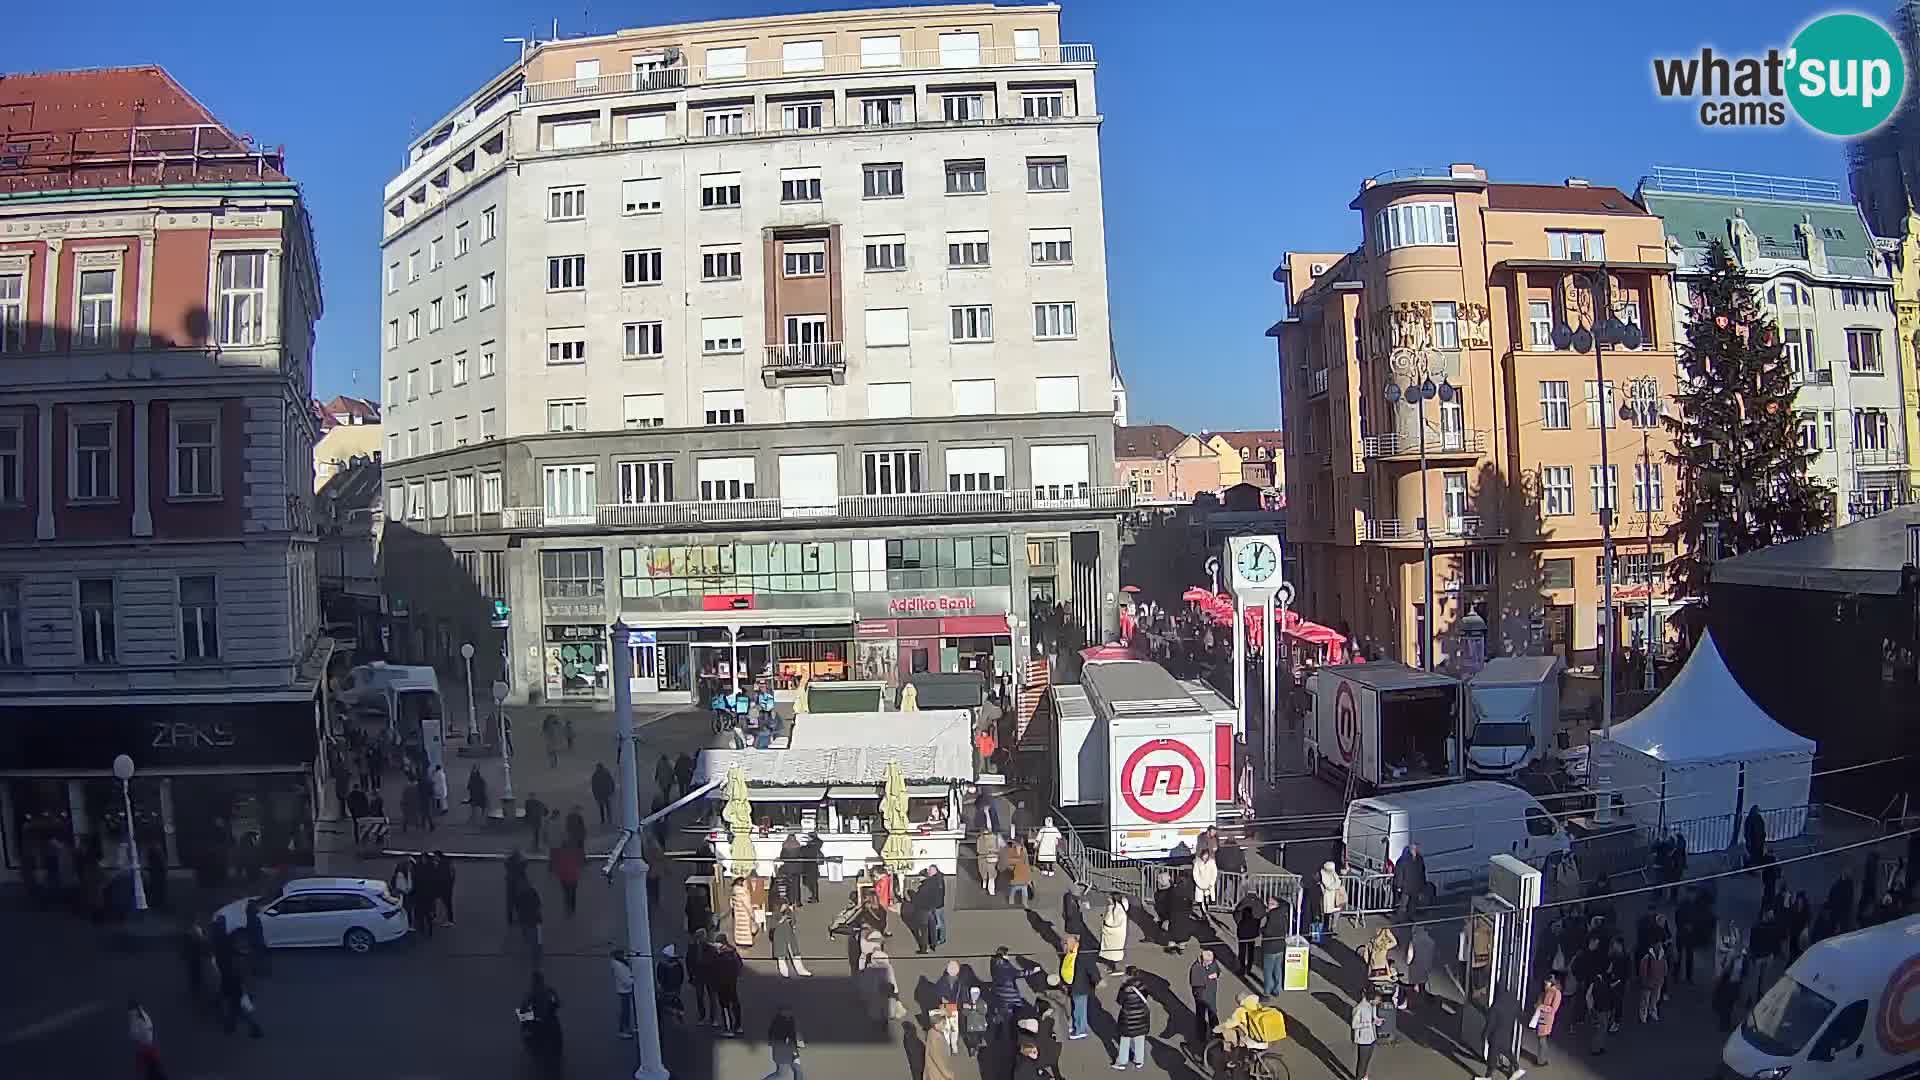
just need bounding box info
[495,679,515,805]
[460,642,478,741]
[111,754,148,913]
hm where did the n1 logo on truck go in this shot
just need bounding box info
[1120,739,1207,823]
[1334,681,1360,764]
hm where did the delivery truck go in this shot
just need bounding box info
[1721,914,1920,1080]
[1308,662,1463,794]
[1464,656,1564,778]
[1051,660,1220,859]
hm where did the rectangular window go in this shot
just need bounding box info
[427,236,442,270]
[950,305,993,342]
[541,466,597,524]
[947,446,1007,492]
[1013,28,1042,60]
[1848,329,1885,373]
[79,578,116,664]
[943,94,985,122]
[428,297,443,331]
[480,471,502,513]
[697,457,757,501]
[0,582,24,663]
[0,422,20,503]
[864,235,907,271]
[782,243,825,277]
[1541,466,1574,516]
[387,484,405,518]
[1027,156,1069,191]
[480,206,497,242]
[429,422,445,452]
[1855,408,1892,450]
[1547,230,1606,262]
[952,378,996,414]
[1035,375,1080,411]
[783,385,830,423]
[1823,410,1836,449]
[453,287,469,321]
[1029,228,1073,265]
[701,172,742,209]
[1023,91,1066,118]
[946,159,987,194]
[1539,380,1569,429]
[782,314,828,354]
[546,399,587,433]
[701,316,745,354]
[1542,558,1574,590]
[1584,379,1617,429]
[1529,300,1553,349]
[1589,464,1619,512]
[1033,302,1076,339]
[453,351,469,385]
[71,417,116,500]
[479,272,496,308]
[385,262,398,294]
[77,268,117,348]
[622,177,663,214]
[406,368,421,400]
[548,120,593,150]
[548,186,586,221]
[781,39,824,72]
[706,45,747,78]
[1633,462,1664,512]
[623,321,665,359]
[865,307,910,347]
[863,162,904,198]
[547,328,587,365]
[1431,301,1459,349]
[860,96,906,126]
[407,429,419,457]
[1465,549,1494,590]
[170,410,219,497]
[703,389,747,426]
[625,112,669,142]
[428,476,449,516]
[1800,411,1820,451]
[215,251,268,346]
[947,231,991,267]
[939,31,981,67]
[454,414,469,445]
[548,254,586,291]
[868,382,912,418]
[622,248,664,286]
[0,273,20,353]
[406,310,420,340]
[480,344,497,377]
[703,109,747,137]
[407,251,420,282]
[780,102,825,131]
[385,320,399,350]
[1374,202,1459,252]
[384,376,398,407]
[1030,443,1091,501]
[455,221,471,257]
[622,394,665,429]
[618,460,674,503]
[1626,381,1662,429]
[861,34,903,67]
[453,473,475,515]
[780,166,822,203]
[863,449,923,496]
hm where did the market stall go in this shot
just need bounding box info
[693,708,975,877]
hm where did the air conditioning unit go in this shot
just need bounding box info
[1309,262,1329,277]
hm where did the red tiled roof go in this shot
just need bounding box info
[0,66,288,194]
[1486,184,1646,215]
[1115,424,1186,458]
[314,396,380,430]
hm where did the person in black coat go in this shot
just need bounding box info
[798,834,824,904]
[1393,843,1428,919]
[1113,967,1154,1068]
[504,849,528,926]
[1233,894,1263,974]
[590,764,615,825]
[917,865,948,950]
[1744,806,1767,867]
[1062,882,1089,945]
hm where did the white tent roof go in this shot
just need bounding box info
[1604,631,1814,764]
[695,709,975,788]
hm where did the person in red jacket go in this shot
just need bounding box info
[551,845,583,918]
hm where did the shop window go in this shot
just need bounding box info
[540,548,604,598]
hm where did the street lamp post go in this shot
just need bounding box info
[610,621,671,1080]
[1552,266,1645,738]
[1619,377,1667,692]
[111,754,147,913]
[460,642,478,742]
[1384,348,1457,671]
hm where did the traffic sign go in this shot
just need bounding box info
[1118,739,1207,824]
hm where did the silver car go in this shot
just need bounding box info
[213,876,410,954]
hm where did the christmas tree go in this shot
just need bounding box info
[1666,240,1832,599]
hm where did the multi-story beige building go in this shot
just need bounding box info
[377,4,1125,704]
[1276,165,1680,670]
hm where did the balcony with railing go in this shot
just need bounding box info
[1359,428,1486,462]
[1362,514,1502,542]
[523,43,1096,106]
[480,485,1133,533]
[1793,366,1835,386]
[1854,443,1909,469]
[762,342,846,378]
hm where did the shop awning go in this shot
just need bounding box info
[625,607,857,629]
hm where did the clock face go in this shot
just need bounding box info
[1236,541,1277,583]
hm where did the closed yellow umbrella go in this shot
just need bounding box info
[793,674,809,716]
[899,682,919,712]
[880,761,914,871]
[722,766,757,877]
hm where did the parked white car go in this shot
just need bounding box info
[213,877,409,954]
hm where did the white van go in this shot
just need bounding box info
[1722,915,1920,1080]
[1342,780,1571,902]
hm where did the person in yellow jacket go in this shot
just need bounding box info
[1215,991,1287,1071]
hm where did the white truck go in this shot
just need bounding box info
[1052,660,1219,859]
[1309,662,1463,793]
[1722,914,1920,1080]
[1464,656,1564,778]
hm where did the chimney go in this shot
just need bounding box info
[1565,177,1591,188]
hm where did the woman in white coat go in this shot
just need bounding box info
[1191,849,1220,908]
[1098,892,1130,965]
[1320,861,1348,927]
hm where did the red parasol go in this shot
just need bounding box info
[1120,585,1142,594]
[1182,587,1213,604]
[1080,644,1139,662]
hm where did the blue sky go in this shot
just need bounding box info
[15,0,1856,430]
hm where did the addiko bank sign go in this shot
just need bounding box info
[854,587,1014,620]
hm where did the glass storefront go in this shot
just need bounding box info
[172,773,313,884]
[617,535,1010,599]
[544,625,610,700]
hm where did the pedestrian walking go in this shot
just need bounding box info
[591,763,615,825]
[345,784,368,828]
[654,753,676,801]
[390,855,418,933]
[564,716,576,752]
[1589,937,1628,1055]
[1099,892,1130,967]
[673,752,696,803]
[430,851,455,926]
[1744,805,1768,867]
[1189,947,1222,1043]
[332,767,349,822]
[1234,893,1262,974]
[243,898,270,976]
[729,878,761,947]
[505,848,528,926]
[1528,972,1561,1066]
[960,986,991,1057]
[564,806,587,852]
[770,900,812,977]
[1113,966,1153,1069]
[1259,895,1289,997]
[1192,847,1219,909]
[768,1005,805,1080]
[216,938,263,1038]
[709,937,745,1036]
[1064,881,1089,945]
[1004,839,1034,908]
[543,714,562,768]
[610,949,636,1038]
[654,944,685,1024]
[430,763,448,818]
[466,766,489,825]
[129,997,166,1080]
[1061,935,1096,1039]
[552,844,583,918]
[522,794,548,850]
[921,865,949,948]
[515,881,545,968]
[1393,841,1428,920]
[1638,941,1667,1023]
[976,828,1001,896]
[1351,987,1380,1080]
[414,773,436,833]
[1035,818,1063,876]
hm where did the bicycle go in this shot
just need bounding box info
[1201,1034,1292,1080]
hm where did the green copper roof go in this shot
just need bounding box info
[1640,189,1880,277]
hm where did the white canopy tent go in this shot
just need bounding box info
[1590,631,1815,852]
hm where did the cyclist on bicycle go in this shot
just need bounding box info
[1215,992,1288,1074]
